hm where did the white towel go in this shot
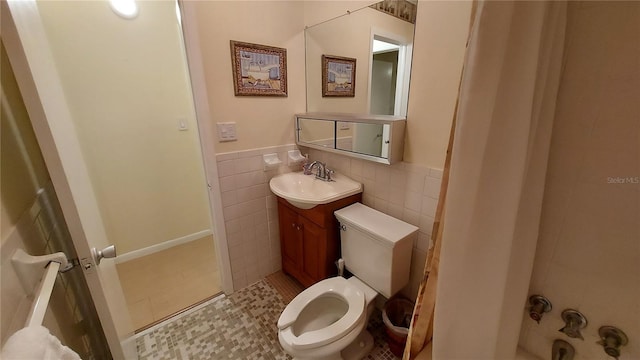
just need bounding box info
[1,325,81,360]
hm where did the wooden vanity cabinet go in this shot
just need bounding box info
[277,193,362,288]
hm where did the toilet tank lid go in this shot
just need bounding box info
[335,203,419,244]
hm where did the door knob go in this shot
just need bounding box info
[92,245,116,265]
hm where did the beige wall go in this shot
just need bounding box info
[36,1,211,254]
[193,1,307,154]
[520,2,639,358]
[200,0,470,170]
[404,1,472,168]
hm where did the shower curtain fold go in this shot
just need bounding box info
[404,1,568,358]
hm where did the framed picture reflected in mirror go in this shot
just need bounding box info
[322,55,356,97]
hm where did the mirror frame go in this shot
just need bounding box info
[295,112,406,165]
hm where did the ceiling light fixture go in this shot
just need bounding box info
[109,0,138,19]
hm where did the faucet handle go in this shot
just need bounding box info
[559,309,587,340]
[302,157,314,175]
[529,295,552,323]
[326,168,335,181]
[598,326,628,360]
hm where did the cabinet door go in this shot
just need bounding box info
[278,202,303,277]
[300,215,327,285]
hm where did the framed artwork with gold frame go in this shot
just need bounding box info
[230,40,287,96]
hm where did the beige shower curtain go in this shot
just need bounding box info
[404,1,567,358]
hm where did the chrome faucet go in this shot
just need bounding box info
[304,161,334,182]
[308,161,325,178]
[302,160,315,175]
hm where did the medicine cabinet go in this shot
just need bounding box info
[295,112,406,165]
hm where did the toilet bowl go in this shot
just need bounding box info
[278,203,418,360]
[277,276,377,360]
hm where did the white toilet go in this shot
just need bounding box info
[277,203,418,360]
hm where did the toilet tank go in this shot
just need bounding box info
[334,203,418,298]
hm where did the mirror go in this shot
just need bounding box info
[336,121,388,158]
[299,118,335,148]
[305,1,417,116]
[296,113,406,164]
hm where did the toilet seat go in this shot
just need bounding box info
[277,277,366,350]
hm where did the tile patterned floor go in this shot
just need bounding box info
[136,278,400,359]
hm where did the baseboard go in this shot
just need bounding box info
[115,229,212,264]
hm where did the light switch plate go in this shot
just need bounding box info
[217,122,237,142]
[178,118,188,131]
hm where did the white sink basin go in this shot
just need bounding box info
[269,172,363,209]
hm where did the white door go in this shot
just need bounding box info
[2,1,136,358]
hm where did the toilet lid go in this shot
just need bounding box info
[278,277,366,350]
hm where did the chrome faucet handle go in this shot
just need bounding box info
[598,326,628,360]
[529,295,552,323]
[300,153,309,167]
[325,168,335,181]
[559,309,587,340]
